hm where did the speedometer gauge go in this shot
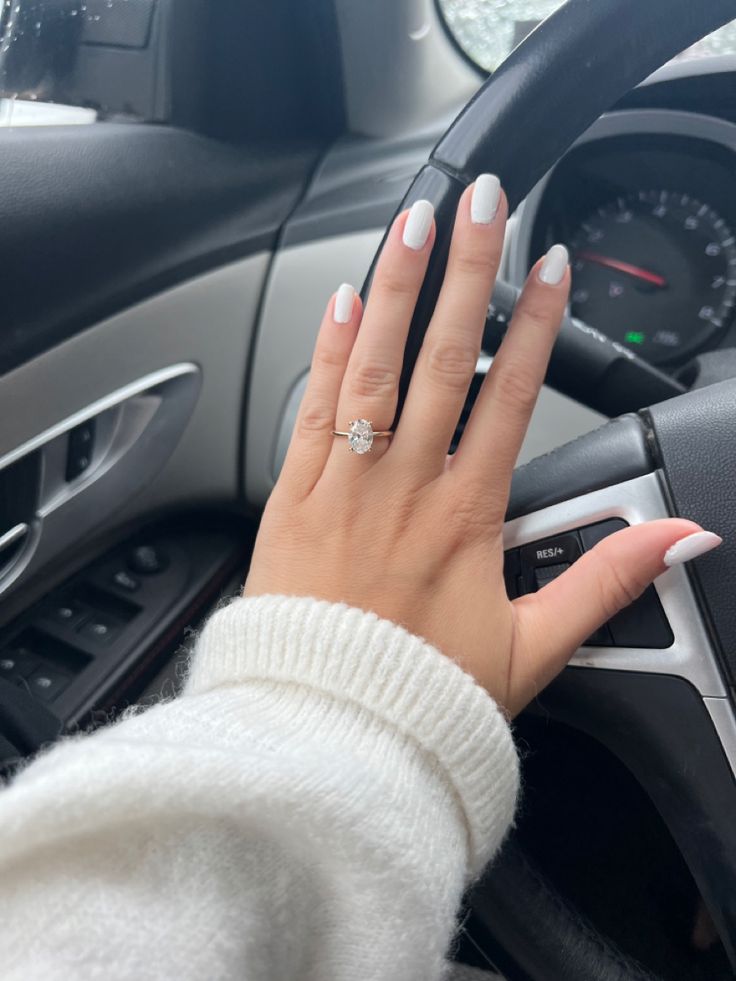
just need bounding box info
[568,191,736,365]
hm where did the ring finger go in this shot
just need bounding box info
[328,200,435,470]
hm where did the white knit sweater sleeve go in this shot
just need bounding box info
[0,596,518,981]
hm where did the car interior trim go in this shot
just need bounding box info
[0,363,197,477]
[504,471,728,702]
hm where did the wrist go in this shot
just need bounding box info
[186,594,520,876]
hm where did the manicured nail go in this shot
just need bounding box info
[664,531,722,567]
[333,283,355,324]
[471,173,501,224]
[403,200,434,250]
[538,243,569,285]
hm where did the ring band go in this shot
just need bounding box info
[333,419,393,455]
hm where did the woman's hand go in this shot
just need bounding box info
[245,176,720,716]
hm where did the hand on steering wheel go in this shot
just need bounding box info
[245,177,720,716]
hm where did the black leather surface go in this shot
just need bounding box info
[507,415,652,521]
[645,378,736,684]
[0,678,62,761]
[381,0,736,420]
[432,0,736,201]
[282,128,441,248]
[0,124,318,376]
[468,841,659,981]
[469,669,736,980]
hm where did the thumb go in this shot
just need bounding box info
[510,519,722,712]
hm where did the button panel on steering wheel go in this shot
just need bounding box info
[504,518,673,649]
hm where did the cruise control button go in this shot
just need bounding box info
[520,533,581,569]
[582,624,614,647]
[608,587,673,649]
[534,562,570,590]
[579,518,628,551]
[503,549,521,599]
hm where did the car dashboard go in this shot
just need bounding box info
[246,59,736,504]
[507,95,736,374]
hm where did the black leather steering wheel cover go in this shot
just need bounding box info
[507,414,652,521]
[464,668,736,981]
[360,1,736,977]
[646,379,736,685]
[363,0,736,421]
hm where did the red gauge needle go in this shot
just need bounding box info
[576,251,668,288]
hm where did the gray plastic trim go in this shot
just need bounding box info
[704,696,736,780]
[0,523,28,554]
[0,363,196,476]
[508,108,736,285]
[0,251,268,620]
[246,229,384,503]
[0,364,202,599]
[333,0,479,138]
[504,471,727,698]
[505,470,736,777]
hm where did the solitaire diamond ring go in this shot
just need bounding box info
[332,419,393,455]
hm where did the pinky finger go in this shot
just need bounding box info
[279,284,362,498]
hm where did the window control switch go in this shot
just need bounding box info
[27,666,71,702]
[111,569,141,593]
[40,600,87,630]
[79,615,123,646]
[0,648,39,682]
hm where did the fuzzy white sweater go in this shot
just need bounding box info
[0,596,518,980]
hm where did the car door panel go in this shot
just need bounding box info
[0,124,318,375]
[0,253,267,625]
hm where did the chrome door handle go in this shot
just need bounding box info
[0,522,29,555]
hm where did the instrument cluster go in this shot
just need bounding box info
[527,131,736,368]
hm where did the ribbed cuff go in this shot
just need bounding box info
[185,595,519,876]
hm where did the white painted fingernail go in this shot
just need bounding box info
[333,283,355,324]
[403,199,434,250]
[538,243,569,285]
[664,531,722,567]
[471,173,501,224]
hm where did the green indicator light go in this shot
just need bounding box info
[625,331,646,345]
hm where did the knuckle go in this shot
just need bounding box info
[298,403,334,435]
[594,554,642,620]
[313,343,347,372]
[424,339,478,391]
[493,362,540,414]
[444,485,490,537]
[517,299,558,332]
[349,361,400,400]
[378,271,416,300]
[454,248,497,279]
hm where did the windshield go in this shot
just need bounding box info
[438,1,736,73]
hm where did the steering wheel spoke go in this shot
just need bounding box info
[504,470,726,699]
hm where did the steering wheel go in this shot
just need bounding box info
[362,1,736,978]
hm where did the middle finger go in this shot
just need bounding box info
[329,201,435,470]
[391,175,507,478]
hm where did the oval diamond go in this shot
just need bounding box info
[348,419,374,454]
